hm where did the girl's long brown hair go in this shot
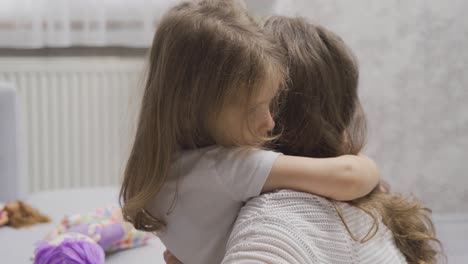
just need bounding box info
[120,0,286,233]
[265,16,442,263]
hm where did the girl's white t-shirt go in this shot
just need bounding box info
[148,146,281,264]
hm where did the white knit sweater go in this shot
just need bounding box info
[222,190,407,264]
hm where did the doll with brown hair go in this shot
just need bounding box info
[0,200,50,228]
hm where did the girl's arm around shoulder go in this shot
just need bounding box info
[262,154,380,201]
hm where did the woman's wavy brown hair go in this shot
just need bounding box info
[264,16,443,263]
[119,0,286,233]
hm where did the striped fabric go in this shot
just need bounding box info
[223,190,407,264]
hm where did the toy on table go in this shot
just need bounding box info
[34,205,154,264]
[35,232,105,264]
[0,200,50,228]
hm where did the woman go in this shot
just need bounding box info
[221,16,441,264]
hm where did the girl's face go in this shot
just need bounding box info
[219,83,278,146]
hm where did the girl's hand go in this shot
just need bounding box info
[163,250,182,264]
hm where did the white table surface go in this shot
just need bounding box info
[1,187,467,263]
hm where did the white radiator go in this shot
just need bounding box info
[0,58,145,193]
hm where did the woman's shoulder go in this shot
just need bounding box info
[245,190,334,214]
[235,190,340,230]
[224,199,320,264]
[225,190,348,264]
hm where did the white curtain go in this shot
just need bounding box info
[0,0,180,48]
[0,0,287,48]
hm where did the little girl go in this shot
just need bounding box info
[119,1,380,263]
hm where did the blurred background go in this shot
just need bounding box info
[0,0,467,261]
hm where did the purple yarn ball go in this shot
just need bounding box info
[34,233,105,264]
